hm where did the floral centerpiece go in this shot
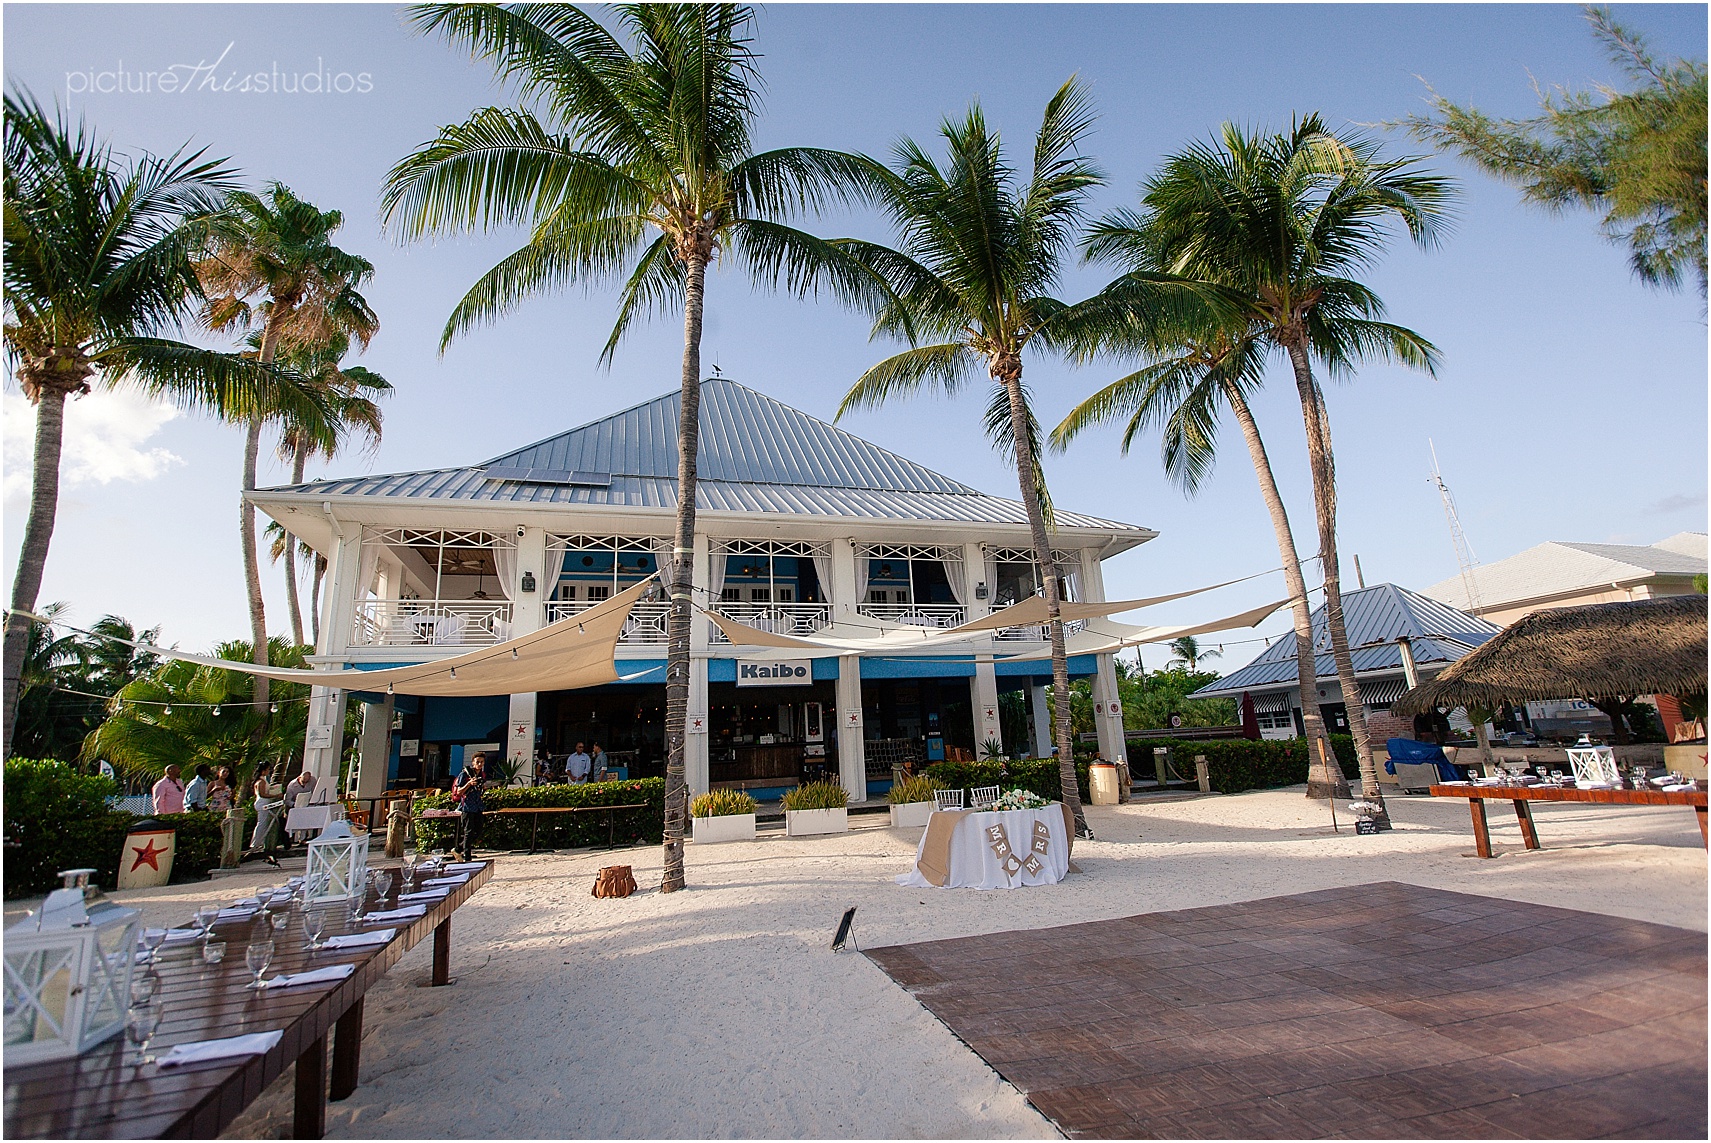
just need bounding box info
[992,788,1049,811]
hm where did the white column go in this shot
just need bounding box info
[1080,550,1127,763]
[835,653,865,801]
[506,691,537,783]
[960,541,990,620]
[1030,684,1052,759]
[319,525,363,658]
[971,656,1001,752]
[686,533,711,795]
[508,527,549,783]
[355,696,393,798]
[303,684,348,786]
[830,537,859,619]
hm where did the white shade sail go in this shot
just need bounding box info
[946,570,1276,634]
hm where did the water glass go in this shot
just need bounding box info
[245,938,274,990]
[130,969,161,1006]
[126,1000,162,1066]
[306,908,329,951]
[201,939,226,967]
[269,908,290,934]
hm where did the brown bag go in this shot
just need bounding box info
[592,865,636,898]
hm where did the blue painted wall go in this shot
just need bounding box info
[422,694,508,741]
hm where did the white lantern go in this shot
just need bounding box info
[304,821,369,903]
[3,868,139,1065]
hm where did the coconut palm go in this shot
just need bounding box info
[833,80,1121,837]
[1165,635,1221,673]
[383,3,887,891]
[2,93,328,758]
[1080,116,1454,816]
[12,606,162,762]
[197,183,379,708]
[1052,332,1347,796]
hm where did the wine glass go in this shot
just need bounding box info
[195,905,220,938]
[137,928,167,967]
[306,907,329,951]
[245,938,275,990]
[269,908,290,934]
[130,969,160,1006]
[126,1000,162,1067]
[254,884,276,908]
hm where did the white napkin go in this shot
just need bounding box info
[158,1030,282,1068]
[1662,782,1697,792]
[259,963,355,990]
[320,929,395,950]
[216,906,259,920]
[361,906,426,924]
[161,928,202,945]
[397,889,450,904]
[422,876,467,888]
[442,862,485,872]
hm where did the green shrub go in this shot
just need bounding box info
[412,778,664,852]
[921,758,1092,804]
[781,781,848,811]
[886,774,943,804]
[690,788,757,818]
[1124,735,1358,795]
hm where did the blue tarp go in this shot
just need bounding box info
[1384,737,1462,782]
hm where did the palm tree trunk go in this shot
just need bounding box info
[3,388,70,758]
[1285,344,1384,820]
[240,416,271,710]
[310,558,325,648]
[661,243,710,894]
[997,356,1089,837]
[1221,382,1346,798]
[282,450,307,646]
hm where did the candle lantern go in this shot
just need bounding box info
[3,869,139,1064]
[304,820,369,902]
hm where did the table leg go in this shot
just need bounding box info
[293,1034,327,1139]
[1512,800,1541,850]
[1696,805,1707,847]
[609,806,616,849]
[329,999,364,1102]
[433,917,451,986]
[529,812,540,855]
[1468,798,1493,858]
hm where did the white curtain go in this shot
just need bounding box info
[493,543,518,601]
[811,552,833,607]
[854,554,871,605]
[984,551,997,604]
[356,540,381,603]
[544,544,570,600]
[944,558,968,607]
[651,538,680,596]
[1061,558,1081,605]
[707,550,728,603]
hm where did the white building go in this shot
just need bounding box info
[1425,533,1706,628]
[249,379,1154,800]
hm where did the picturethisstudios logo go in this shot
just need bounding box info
[66,42,373,99]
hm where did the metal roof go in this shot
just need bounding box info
[1193,583,1500,698]
[1425,537,1707,612]
[264,378,1148,533]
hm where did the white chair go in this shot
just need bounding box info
[969,785,1000,809]
[432,613,467,645]
[933,789,965,811]
[1565,746,1620,788]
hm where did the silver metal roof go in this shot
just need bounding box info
[1425,537,1708,612]
[1193,583,1500,698]
[265,378,1148,532]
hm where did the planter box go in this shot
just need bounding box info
[889,801,933,828]
[785,807,847,837]
[691,813,756,844]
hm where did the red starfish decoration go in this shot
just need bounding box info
[129,838,167,872]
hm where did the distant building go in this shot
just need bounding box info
[1424,533,1706,628]
[1190,584,1500,742]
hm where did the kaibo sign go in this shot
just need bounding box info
[736,659,813,687]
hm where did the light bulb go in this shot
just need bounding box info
[511,648,519,660]
[270,702,279,714]
[162,705,171,716]
[212,705,221,716]
[449,667,457,680]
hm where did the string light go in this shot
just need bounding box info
[162,705,171,716]
[449,667,457,680]
[512,648,519,660]
[211,706,221,716]
[270,702,279,713]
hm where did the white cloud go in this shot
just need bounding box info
[4,389,184,504]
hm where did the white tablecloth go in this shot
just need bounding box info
[285,805,334,833]
[896,805,1071,890]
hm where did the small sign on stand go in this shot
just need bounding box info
[1354,819,1380,836]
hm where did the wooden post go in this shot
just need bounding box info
[432,917,451,986]
[1152,746,1169,788]
[293,1034,327,1139]
[330,999,364,1101]
[1194,756,1210,794]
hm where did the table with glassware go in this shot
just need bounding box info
[896,802,1076,890]
[1430,778,1708,858]
[3,857,492,1140]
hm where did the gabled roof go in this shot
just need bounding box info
[261,378,1147,533]
[1192,583,1500,698]
[1425,535,1708,612]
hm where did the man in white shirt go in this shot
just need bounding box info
[566,744,592,783]
[283,769,318,843]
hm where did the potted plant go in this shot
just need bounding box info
[690,789,757,844]
[782,781,849,837]
[887,774,941,828]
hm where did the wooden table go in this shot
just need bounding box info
[1429,782,1709,858]
[491,803,649,853]
[3,861,492,1140]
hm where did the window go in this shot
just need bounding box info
[721,587,741,603]
[777,587,794,603]
[585,585,611,603]
[749,587,771,603]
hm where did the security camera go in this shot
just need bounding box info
[516,525,527,538]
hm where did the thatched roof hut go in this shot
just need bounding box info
[1394,595,1707,715]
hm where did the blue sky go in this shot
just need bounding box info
[5,3,1706,664]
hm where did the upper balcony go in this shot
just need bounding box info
[352,600,514,648]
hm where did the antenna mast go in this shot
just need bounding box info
[1430,439,1482,612]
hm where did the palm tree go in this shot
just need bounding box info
[2,93,328,758]
[197,183,379,708]
[1165,635,1220,674]
[1052,333,1347,796]
[834,80,1118,837]
[383,3,886,891]
[1082,116,1454,817]
[13,607,162,762]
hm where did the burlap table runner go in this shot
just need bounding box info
[913,803,1078,887]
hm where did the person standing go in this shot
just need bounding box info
[453,754,489,862]
[183,764,212,811]
[282,767,318,844]
[152,765,186,814]
[207,767,235,812]
[249,764,284,856]
[566,742,592,783]
[589,743,606,780]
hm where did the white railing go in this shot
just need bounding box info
[992,618,1089,642]
[709,603,831,643]
[858,603,966,628]
[353,600,514,647]
[548,600,671,645]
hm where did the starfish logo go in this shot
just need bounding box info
[130,838,168,872]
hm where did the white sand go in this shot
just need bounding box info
[12,787,1704,1138]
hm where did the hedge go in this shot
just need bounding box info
[5,758,253,897]
[413,778,665,852]
[1125,735,1359,795]
[921,759,1092,805]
